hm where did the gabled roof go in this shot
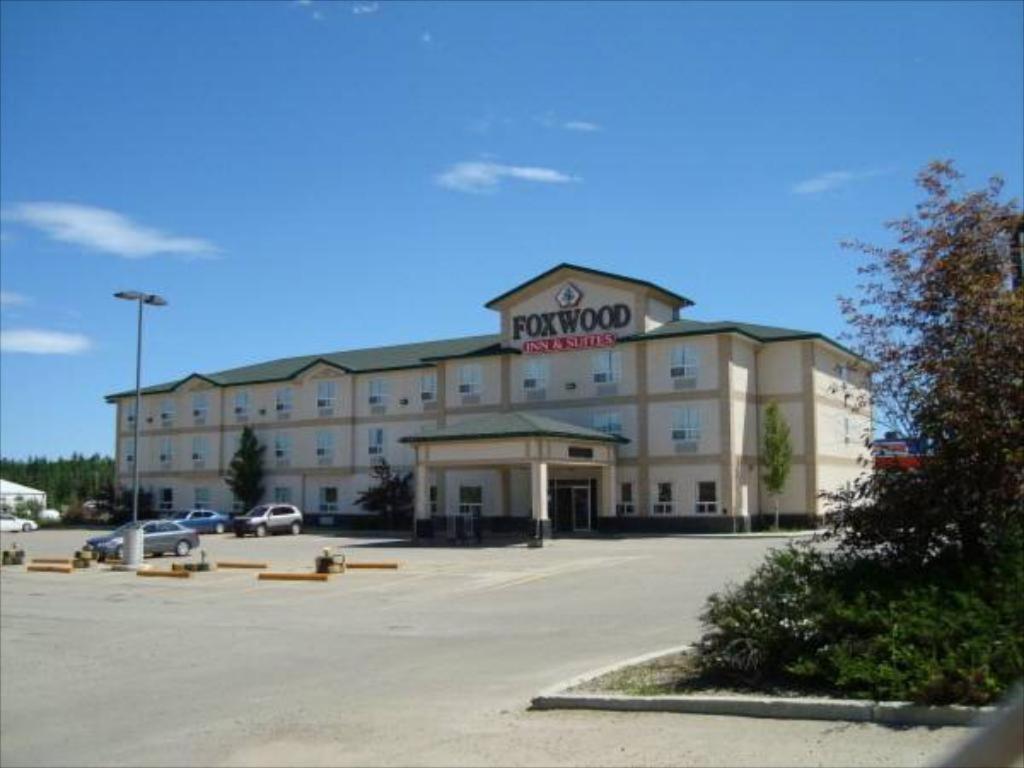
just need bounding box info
[105,334,501,401]
[484,263,694,310]
[399,412,629,445]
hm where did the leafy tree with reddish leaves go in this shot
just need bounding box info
[826,161,1023,564]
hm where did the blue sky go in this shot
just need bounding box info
[1,0,1021,459]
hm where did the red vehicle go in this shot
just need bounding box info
[871,438,924,470]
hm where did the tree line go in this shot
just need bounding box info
[0,454,115,510]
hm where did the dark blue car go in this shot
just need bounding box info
[165,509,231,534]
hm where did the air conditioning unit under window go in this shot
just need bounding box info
[458,383,473,394]
[316,399,332,408]
[421,391,435,401]
[593,372,609,383]
[523,378,538,390]
[368,395,383,405]
[368,445,382,455]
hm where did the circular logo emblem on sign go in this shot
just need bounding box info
[555,282,583,309]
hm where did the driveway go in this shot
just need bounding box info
[0,529,967,767]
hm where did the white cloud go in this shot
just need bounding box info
[295,0,313,5]
[563,120,601,132]
[352,2,379,14]
[0,291,30,307]
[1,329,91,355]
[791,170,883,195]
[3,202,218,259]
[435,161,579,193]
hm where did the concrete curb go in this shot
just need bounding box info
[668,530,825,540]
[531,645,994,727]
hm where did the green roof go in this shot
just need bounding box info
[104,333,503,401]
[105,318,860,402]
[484,263,694,309]
[399,412,629,445]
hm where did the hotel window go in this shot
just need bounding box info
[160,398,175,427]
[696,481,718,514]
[275,388,293,419]
[591,350,622,384]
[124,438,135,467]
[231,493,245,513]
[317,380,337,415]
[368,378,388,406]
[319,486,339,513]
[617,482,635,516]
[368,428,385,456]
[192,392,209,425]
[233,391,250,421]
[522,359,549,398]
[159,437,174,468]
[125,401,137,426]
[191,436,209,468]
[420,372,438,403]
[457,364,483,396]
[670,345,699,383]
[429,485,438,515]
[194,487,211,510]
[672,407,701,445]
[274,433,292,466]
[273,486,291,504]
[459,485,482,515]
[316,430,335,465]
[653,482,674,515]
[158,487,174,512]
[592,411,622,436]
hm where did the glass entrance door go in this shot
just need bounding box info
[571,485,591,531]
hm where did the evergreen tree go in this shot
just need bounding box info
[224,427,265,511]
[761,401,793,529]
[354,460,413,529]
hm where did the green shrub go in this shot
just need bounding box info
[696,543,1024,705]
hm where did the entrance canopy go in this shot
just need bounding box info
[400,412,628,537]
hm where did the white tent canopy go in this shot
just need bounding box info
[0,479,47,511]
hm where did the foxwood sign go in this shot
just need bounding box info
[512,283,631,354]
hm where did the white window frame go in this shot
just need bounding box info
[695,481,718,515]
[458,485,482,516]
[420,372,438,402]
[273,486,291,504]
[124,438,135,466]
[522,359,549,391]
[316,430,335,463]
[159,437,174,467]
[592,411,622,436]
[275,388,293,416]
[617,481,635,516]
[160,398,175,427]
[457,364,483,395]
[194,487,211,510]
[652,482,674,515]
[192,392,209,424]
[316,380,337,410]
[191,436,208,468]
[318,486,339,513]
[274,433,292,465]
[591,350,622,384]
[672,407,701,443]
[158,487,174,512]
[368,378,389,406]
[368,427,385,456]
[670,345,699,380]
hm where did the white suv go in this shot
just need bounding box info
[232,504,303,537]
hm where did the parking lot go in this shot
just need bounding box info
[1,528,968,767]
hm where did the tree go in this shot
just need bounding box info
[224,427,265,511]
[354,459,413,529]
[761,402,793,530]
[827,161,1023,563]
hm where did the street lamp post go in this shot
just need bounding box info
[114,291,167,569]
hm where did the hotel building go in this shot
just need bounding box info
[106,264,871,535]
